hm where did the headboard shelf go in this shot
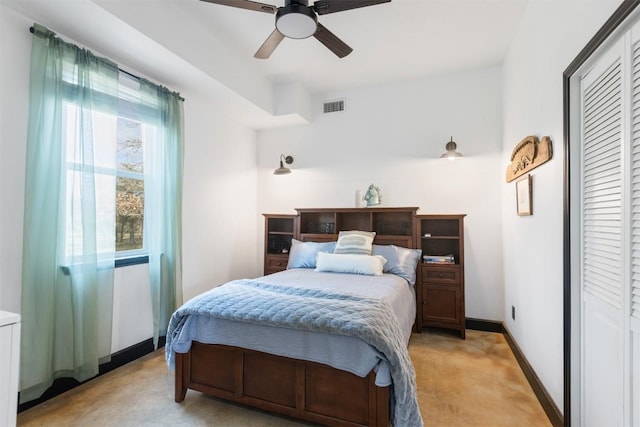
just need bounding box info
[295,207,418,238]
[299,233,337,243]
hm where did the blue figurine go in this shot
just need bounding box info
[364,184,381,207]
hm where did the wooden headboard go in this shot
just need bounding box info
[263,207,419,275]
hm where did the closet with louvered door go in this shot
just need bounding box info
[570,16,640,425]
[629,22,640,425]
[580,36,624,427]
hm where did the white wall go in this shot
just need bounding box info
[181,94,259,302]
[0,3,3,297]
[0,6,29,315]
[0,5,259,353]
[501,0,621,412]
[257,66,505,321]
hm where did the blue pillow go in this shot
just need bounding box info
[371,244,422,285]
[287,239,337,269]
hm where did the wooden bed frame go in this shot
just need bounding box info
[173,208,420,426]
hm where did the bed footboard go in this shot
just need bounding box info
[174,342,390,427]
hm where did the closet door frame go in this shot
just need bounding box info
[564,2,640,426]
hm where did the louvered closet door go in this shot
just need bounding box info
[580,37,624,427]
[631,22,640,427]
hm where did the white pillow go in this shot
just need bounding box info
[315,252,387,276]
[333,230,376,255]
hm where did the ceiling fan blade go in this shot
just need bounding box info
[254,29,285,59]
[199,0,277,14]
[313,23,353,58]
[313,0,390,15]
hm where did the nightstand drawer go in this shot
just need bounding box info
[421,265,460,284]
[267,257,288,269]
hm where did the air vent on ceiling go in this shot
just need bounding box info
[323,99,345,114]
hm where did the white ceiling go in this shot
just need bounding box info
[3,0,529,127]
[183,0,529,93]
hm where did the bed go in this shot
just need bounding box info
[166,232,423,427]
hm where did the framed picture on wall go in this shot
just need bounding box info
[516,174,532,216]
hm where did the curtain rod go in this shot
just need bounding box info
[29,26,141,81]
[29,26,185,102]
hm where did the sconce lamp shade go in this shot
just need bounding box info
[273,154,294,175]
[440,136,463,161]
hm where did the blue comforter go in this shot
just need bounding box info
[166,279,423,427]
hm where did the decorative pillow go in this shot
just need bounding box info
[315,252,387,276]
[286,239,337,269]
[372,244,422,285]
[333,230,376,255]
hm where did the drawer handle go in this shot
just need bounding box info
[438,273,444,278]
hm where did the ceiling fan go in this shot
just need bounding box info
[200,0,391,59]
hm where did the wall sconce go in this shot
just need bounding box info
[440,136,463,161]
[273,154,294,175]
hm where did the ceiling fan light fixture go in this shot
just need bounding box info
[276,4,318,39]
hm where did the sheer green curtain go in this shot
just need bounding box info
[141,80,184,349]
[20,24,118,402]
[21,24,184,402]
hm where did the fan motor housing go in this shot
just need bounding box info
[285,0,308,6]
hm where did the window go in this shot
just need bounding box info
[116,117,145,253]
[63,72,156,262]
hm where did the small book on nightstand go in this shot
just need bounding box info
[423,254,455,264]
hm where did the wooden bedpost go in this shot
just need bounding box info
[174,352,188,402]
